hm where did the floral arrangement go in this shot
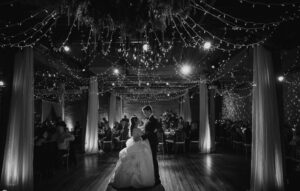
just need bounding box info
[161,110,179,129]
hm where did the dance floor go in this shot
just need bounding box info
[35,152,251,191]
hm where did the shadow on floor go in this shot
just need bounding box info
[106,184,165,191]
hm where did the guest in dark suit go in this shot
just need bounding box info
[142,105,162,185]
[121,115,129,123]
[119,119,129,140]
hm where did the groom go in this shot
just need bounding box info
[142,105,161,186]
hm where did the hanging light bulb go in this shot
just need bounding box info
[203,41,212,50]
[142,43,150,52]
[180,64,192,75]
[113,68,120,75]
[277,76,285,82]
[0,80,5,87]
[63,45,71,52]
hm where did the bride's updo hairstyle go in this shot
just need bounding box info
[130,115,138,136]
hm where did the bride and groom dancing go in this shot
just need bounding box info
[109,105,161,189]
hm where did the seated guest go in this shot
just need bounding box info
[190,122,199,140]
[99,123,112,151]
[112,121,120,135]
[177,117,184,131]
[104,123,112,140]
[98,123,105,140]
[102,117,109,124]
[35,129,49,147]
[53,121,75,165]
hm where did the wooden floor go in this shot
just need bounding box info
[35,152,251,191]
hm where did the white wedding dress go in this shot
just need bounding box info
[109,127,155,188]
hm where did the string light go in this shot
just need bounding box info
[221,90,252,123]
[1,1,298,105]
[113,68,120,75]
[0,9,49,30]
[277,76,285,82]
[63,45,71,52]
[237,0,300,8]
[203,41,212,50]
[283,73,300,129]
[142,43,150,52]
[0,80,5,87]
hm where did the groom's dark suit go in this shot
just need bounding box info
[142,115,161,185]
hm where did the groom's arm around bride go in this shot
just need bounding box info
[141,105,162,186]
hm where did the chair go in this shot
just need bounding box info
[174,131,186,154]
[243,128,252,158]
[61,148,70,171]
[157,132,165,155]
[103,134,113,151]
[243,143,251,158]
[189,139,199,152]
[165,131,175,153]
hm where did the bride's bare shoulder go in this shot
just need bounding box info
[133,127,142,134]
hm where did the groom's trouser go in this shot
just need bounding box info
[150,143,160,184]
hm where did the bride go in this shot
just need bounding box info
[109,116,155,189]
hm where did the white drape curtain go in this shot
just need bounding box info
[41,101,61,122]
[198,82,213,153]
[209,88,216,152]
[179,90,192,123]
[115,96,123,124]
[109,92,117,128]
[59,83,65,121]
[251,46,284,191]
[1,48,34,191]
[85,77,99,153]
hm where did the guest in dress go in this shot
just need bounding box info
[34,129,49,176]
[53,121,75,167]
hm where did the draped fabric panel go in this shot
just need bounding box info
[198,82,212,153]
[209,88,216,152]
[59,83,65,121]
[179,90,192,123]
[41,101,61,122]
[115,96,123,123]
[1,48,34,191]
[85,77,99,153]
[109,92,117,128]
[251,46,284,191]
